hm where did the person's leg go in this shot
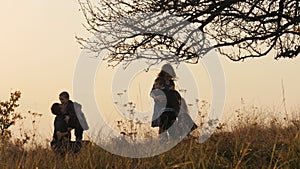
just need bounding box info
[164,111,177,139]
[159,112,176,141]
[159,112,168,133]
[53,116,61,141]
[158,127,163,134]
[74,121,84,141]
[67,140,82,153]
[57,131,71,141]
[69,116,84,141]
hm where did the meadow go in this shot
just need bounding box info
[1,115,300,168]
[1,92,300,169]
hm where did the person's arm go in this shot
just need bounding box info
[151,89,167,108]
[64,115,70,124]
[74,102,82,113]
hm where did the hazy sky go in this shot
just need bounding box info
[1,0,300,141]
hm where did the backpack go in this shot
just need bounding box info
[73,102,89,130]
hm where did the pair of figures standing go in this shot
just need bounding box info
[50,91,89,154]
[151,64,197,140]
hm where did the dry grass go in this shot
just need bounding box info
[0,117,300,169]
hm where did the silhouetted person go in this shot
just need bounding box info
[151,64,197,140]
[151,77,181,138]
[59,91,84,142]
[50,102,71,154]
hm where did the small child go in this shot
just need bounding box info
[50,103,71,149]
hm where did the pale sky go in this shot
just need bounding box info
[1,0,300,141]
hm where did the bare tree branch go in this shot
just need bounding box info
[77,0,300,65]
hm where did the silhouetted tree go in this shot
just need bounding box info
[77,0,299,65]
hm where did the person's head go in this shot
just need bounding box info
[59,91,70,104]
[160,63,176,79]
[51,103,61,115]
[154,77,166,89]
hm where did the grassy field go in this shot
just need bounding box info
[1,92,300,168]
[1,117,300,169]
